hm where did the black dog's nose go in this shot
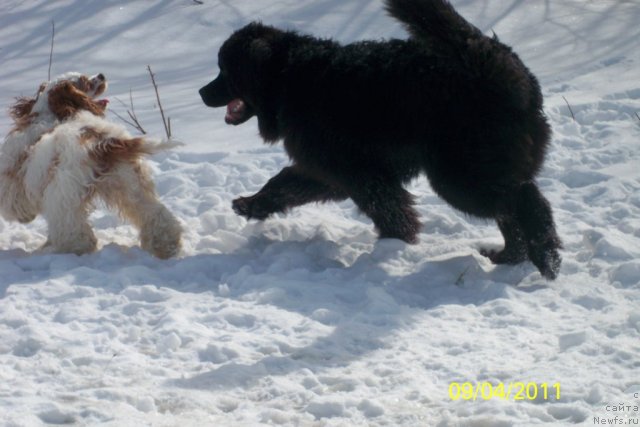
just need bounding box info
[96,73,105,81]
[199,77,233,108]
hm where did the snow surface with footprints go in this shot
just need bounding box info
[0,0,639,425]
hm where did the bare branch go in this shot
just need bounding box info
[111,109,147,135]
[110,69,174,138]
[147,65,171,139]
[635,112,640,123]
[112,89,147,134]
[48,21,55,81]
[126,89,147,133]
[562,96,576,122]
[111,109,135,128]
[455,266,470,286]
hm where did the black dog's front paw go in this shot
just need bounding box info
[232,196,258,219]
[232,196,276,220]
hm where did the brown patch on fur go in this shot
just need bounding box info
[9,83,49,132]
[80,127,105,145]
[75,76,92,92]
[93,81,107,97]
[47,81,106,120]
[2,151,29,180]
[81,127,148,174]
[48,153,60,176]
[42,153,61,195]
[9,97,36,121]
[9,97,38,131]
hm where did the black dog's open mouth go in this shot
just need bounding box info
[225,98,253,125]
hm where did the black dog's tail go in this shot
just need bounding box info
[386,0,543,113]
[385,0,483,50]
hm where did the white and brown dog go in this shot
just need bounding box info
[0,72,182,258]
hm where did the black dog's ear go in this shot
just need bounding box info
[249,38,272,63]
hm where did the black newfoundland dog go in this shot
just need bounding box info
[199,0,562,280]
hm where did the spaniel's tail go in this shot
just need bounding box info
[138,138,183,154]
[384,0,483,50]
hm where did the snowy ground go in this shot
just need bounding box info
[1,0,639,425]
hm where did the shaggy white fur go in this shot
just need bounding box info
[0,73,182,258]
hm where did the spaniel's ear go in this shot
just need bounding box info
[9,97,37,122]
[47,81,105,120]
[47,81,81,120]
[7,82,50,127]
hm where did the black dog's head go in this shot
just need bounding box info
[199,22,288,129]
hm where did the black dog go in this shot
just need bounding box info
[199,0,562,279]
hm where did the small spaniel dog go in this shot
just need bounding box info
[0,72,182,258]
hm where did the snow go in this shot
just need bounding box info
[1,0,639,425]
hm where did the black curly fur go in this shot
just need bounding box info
[199,0,562,279]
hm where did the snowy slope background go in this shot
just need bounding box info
[0,0,639,425]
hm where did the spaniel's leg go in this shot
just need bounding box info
[0,173,37,223]
[98,163,181,259]
[41,179,97,255]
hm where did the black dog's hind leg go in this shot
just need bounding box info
[482,182,562,280]
[233,166,347,220]
[345,177,421,244]
[514,181,562,280]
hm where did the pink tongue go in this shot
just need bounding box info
[226,99,245,120]
[96,99,109,107]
